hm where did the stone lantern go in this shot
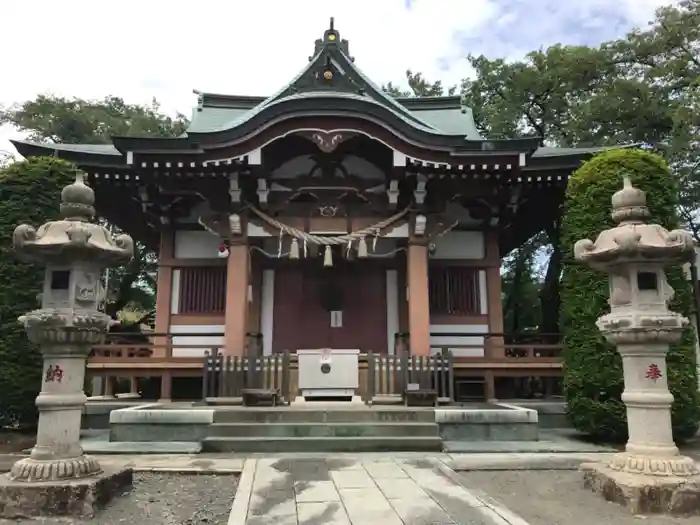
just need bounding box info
[574,175,700,514]
[0,171,134,518]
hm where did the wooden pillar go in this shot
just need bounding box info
[153,229,174,358]
[159,371,172,401]
[104,376,114,397]
[407,241,431,356]
[484,230,504,401]
[224,240,250,356]
[485,231,505,356]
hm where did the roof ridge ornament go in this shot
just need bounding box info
[325,17,337,43]
[311,17,351,59]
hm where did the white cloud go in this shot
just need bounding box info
[0,0,676,157]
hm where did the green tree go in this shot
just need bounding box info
[0,157,74,427]
[560,148,699,442]
[608,0,700,239]
[0,95,188,144]
[458,46,615,335]
[1,94,189,316]
[501,235,543,334]
[384,70,457,97]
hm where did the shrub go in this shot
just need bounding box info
[0,157,75,427]
[560,148,699,442]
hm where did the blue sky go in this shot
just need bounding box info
[0,0,675,156]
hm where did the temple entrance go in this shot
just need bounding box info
[272,262,387,353]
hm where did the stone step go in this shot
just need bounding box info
[208,422,439,438]
[81,440,203,454]
[213,408,435,424]
[202,436,444,453]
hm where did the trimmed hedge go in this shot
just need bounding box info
[0,157,75,427]
[560,148,700,442]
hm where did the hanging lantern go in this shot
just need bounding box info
[217,242,230,258]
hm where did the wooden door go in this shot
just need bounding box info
[271,264,388,352]
[329,267,387,352]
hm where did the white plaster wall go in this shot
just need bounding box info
[174,230,221,259]
[260,270,275,356]
[386,270,399,354]
[170,324,224,357]
[478,270,488,314]
[430,231,485,260]
[430,324,488,357]
[171,269,181,314]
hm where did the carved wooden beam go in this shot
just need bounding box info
[298,130,357,153]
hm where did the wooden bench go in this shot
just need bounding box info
[241,388,279,407]
[404,388,438,407]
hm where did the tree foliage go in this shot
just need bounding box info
[0,157,75,427]
[560,148,699,442]
[0,95,188,144]
[1,94,189,317]
[384,70,457,97]
[386,1,700,340]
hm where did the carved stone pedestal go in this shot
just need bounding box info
[582,461,700,516]
[0,467,132,519]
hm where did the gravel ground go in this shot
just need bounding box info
[459,470,700,524]
[0,473,239,525]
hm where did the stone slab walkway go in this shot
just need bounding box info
[230,456,525,524]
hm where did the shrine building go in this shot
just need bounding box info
[12,21,619,400]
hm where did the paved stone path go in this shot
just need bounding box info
[230,456,524,524]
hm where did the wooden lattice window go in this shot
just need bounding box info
[428,266,480,315]
[178,267,227,314]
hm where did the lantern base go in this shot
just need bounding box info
[0,466,132,519]
[582,460,700,516]
[9,454,103,482]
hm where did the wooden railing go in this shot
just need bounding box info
[202,349,292,403]
[365,351,455,404]
[86,331,564,402]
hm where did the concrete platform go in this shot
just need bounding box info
[103,400,540,453]
[509,399,570,428]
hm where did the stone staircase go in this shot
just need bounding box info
[201,406,443,452]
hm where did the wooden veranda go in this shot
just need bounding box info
[87,331,563,402]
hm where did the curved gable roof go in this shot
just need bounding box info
[186,19,482,141]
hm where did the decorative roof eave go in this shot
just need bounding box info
[113,96,541,155]
[11,140,128,168]
[196,92,465,113]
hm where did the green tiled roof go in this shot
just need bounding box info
[184,22,482,140]
[411,107,482,139]
[187,106,251,134]
[533,145,636,157]
[33,143,121,155]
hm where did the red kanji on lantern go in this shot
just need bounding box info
[645,364,662,381]
[44,364,64,383]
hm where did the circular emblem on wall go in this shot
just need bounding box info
[321,363,331,374]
